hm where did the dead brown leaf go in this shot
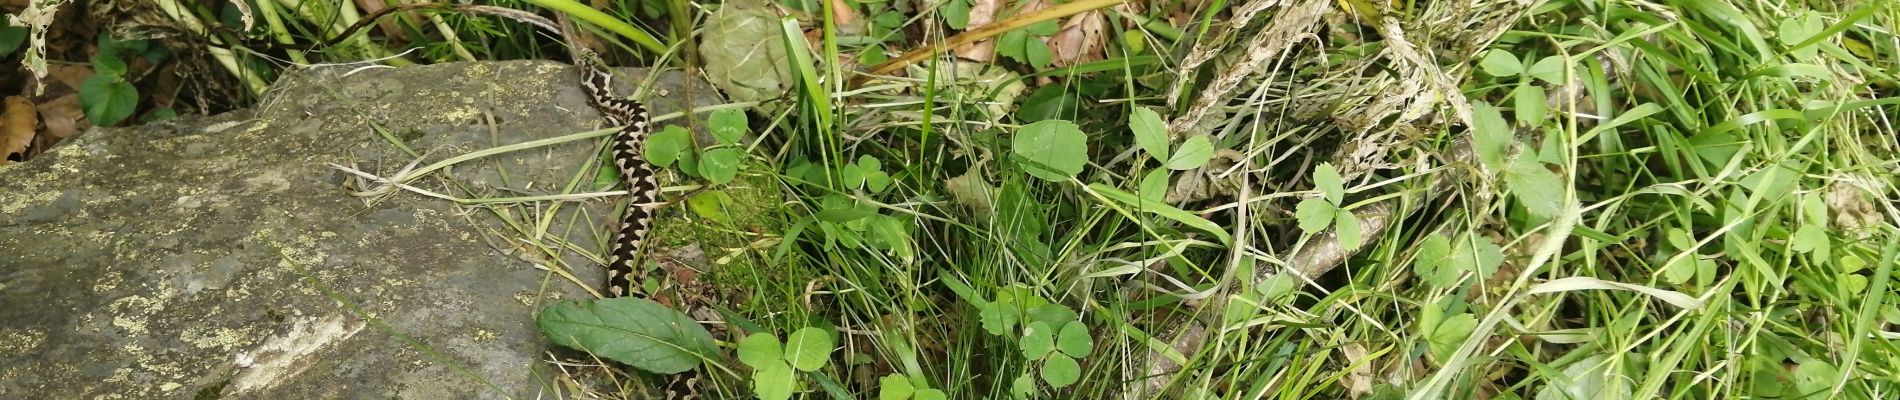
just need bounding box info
[829,0,865,36]
[1046,10,1105,67]
[950,0,1004,61]
[3,96,37,163]
[34,92,83,141]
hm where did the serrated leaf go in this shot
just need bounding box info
[1021,321,1056,359]
[1024,37,1053,68]
[1453,234,1505,283]
[536,298,716,374]
[1334,209,1362,249]
[709,108,748,145]
[1790,223,1826,254]
[879,374,915,400]
[1012,120,1088,181]
[645,125,693,168]
[737,333,783,369]
[1505,158,1566,218]
[700,148,744,184]
[1414,234,1457,287]
[1056,321,1093,357]
[1427,313,1477,362]
[784,327,833,372]
[1295,198,1336,233]
[1041,353,1081,388]
[1314,163,1344,204]
[1165,135,1213,170]
[1478,50,1523,77]
[1026,19,1061,36]
[1130,107,1170,161]
[1471,102,1510,169]
[753,361,796,400]
[79,75,138,126]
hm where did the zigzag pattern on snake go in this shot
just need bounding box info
[574,48,658,300]
[573,49,705,399]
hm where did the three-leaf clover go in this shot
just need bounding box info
[1294,163,1363,248]
[737,327,836,400]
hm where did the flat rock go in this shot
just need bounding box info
[0,59,732,399]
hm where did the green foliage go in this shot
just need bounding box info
[1011,120,1088,181]
[535,297,716,374]
[77,33,159,127]
[0,25,25,57]
[737,327,836,399]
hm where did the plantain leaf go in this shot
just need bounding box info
[537,297,716,374]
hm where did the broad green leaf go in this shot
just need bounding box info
[1452,234,1505,283]
[737,333,783,369]
[0,26,26,57]
[915,389,947,400]
[1314,163,1344,204]
[1792,361,1835,399]
[1662,251,1697,285]
[91,53,127,78]
[1055,321,1093,357]
[644,125,693,168]
[700,148,744,184]
[1019,85,1080,122]
[1020,321,1056,359]
[686,190,734,225]
[1427,313,1477,362]
[1514,85,1547,127]
[1471,102,1510,169]
[1334,209,1362,249]
[1505,158,1566,219]
[1041,353,1081,388]
[709,108,748,145]
[1526,56,1566,84]
[942,0,971,29]
[1256,274,1297,302]
[1534,354,1631,400]
[1295,198,1335,233]
[1011,374,1037,398]
[1138,168,1170,203]
[1778,12,1825,60]
[1130,107,1170,161]
[859,155,882,174]
[536,298,716,374]
[1413,234,1458,288]
[79,75,138,126]
[1012,120,1088,181]
[988,299,1018,333]
[879,374,915,400]
[1028,303,1078,329]
[784,327,834,372]
[1165,135,1213,170]
[753,361,796,400]
[866,170,893,193]
[1790,223,1826,254]
[841,162,866,189]
[1478,50,1523,77]
[1088,183,1233,245]
[1023,37,1053,68]
[1026,19,1061,35]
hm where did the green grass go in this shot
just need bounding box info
[79,0,1900,398]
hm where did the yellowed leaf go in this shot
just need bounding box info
[3,96,38,163]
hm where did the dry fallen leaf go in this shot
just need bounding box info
[950,0,1003,61]
[1046,10,1106,67]
[2,96,38,163]
[828,0,865,36]
[34,92,84,141]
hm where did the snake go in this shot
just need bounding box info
[572,48,707,399]
[573,48,658,300]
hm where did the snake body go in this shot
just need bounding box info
[574,49,706,399]
[574,49,658,300]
